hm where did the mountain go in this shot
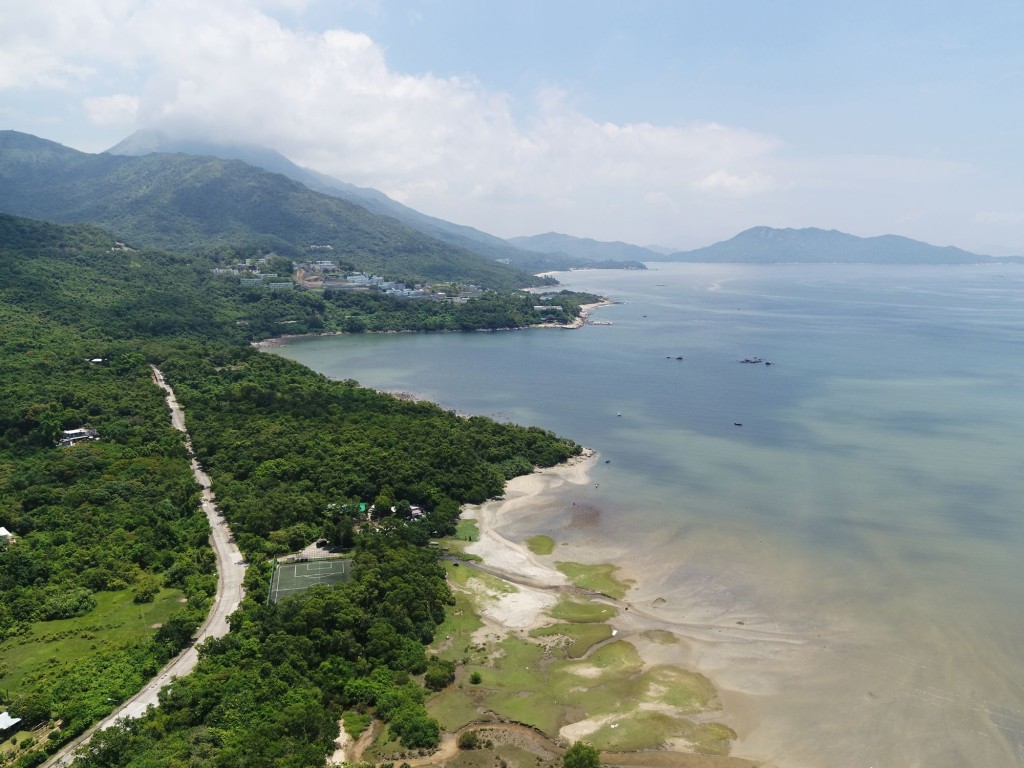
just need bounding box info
[660,226,1019,264]
[509,232,663,264]
[106,130,639,272]
[0,130,543,290]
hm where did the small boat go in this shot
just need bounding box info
[734,422,743,427]
[617,412,622,417]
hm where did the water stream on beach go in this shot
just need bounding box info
[270,263,1024,768]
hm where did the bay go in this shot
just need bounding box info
[271,263,1024,767]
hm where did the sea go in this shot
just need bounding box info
[270,263,1024,768]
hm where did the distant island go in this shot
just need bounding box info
[509,227,1023,266]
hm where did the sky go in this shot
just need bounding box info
[2,0,1023,254]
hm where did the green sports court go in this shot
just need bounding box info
[269,558,353,603]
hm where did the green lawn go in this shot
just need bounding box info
[440,518,483,559]
[0,587,185,694]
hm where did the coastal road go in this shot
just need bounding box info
[41,369,246,767]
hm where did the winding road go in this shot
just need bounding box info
[41,368,246,767]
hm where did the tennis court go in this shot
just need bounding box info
[270,558,353,603]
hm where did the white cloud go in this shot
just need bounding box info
[695,170,779,196]
[5,1,1011,250]
[84,93,139,126]
[0,1,789,242]
[33,2,774,243]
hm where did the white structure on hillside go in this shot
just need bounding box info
[57,428,99,447]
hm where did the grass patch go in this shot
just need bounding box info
[426,687,487,732]
[643,666,718,712]
[563,639,642,677]
[456,518,480,541]
[547,596,617,623]
[555,562,632,599]
[584,710,736,754]
[525,535,555,555]
[641,629,679,645]
[441,518,483,559]
[445,562,515,599]
[432,566,485,664]
[470,636,562,735]
[342,710,372,739]
[530,623,613,658]
[0,587,185,694]
[367,727,405,760]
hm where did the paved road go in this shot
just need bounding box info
[42,368,246,767]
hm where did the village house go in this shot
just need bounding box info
[56,428,99,447]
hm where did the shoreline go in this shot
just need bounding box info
[457,452,768,768]
[251,300,618,349]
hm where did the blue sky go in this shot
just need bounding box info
[2,0,1022,253]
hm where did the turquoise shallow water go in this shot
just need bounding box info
[271,264,1024,767]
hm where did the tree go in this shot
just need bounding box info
[10,691,51,728]
[563,741,600,768]
[423,658,455,691]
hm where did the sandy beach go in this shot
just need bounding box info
[458,451,793,768]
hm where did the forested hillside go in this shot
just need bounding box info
[0,131,546,290]
[0,276,215,752]
[0,213,582,767]
[107,129,646,273]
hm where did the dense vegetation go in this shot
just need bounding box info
[322,288,600,332]
[0,308,215,746]
[0,212,584,767]
[162,350,578,557]
[0,213,598,341]
[75,538,454,767]
[0,131,548,290]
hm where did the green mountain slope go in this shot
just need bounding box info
[0,130,543,289]
[106,130,641,272]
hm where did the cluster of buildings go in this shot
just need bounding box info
[211,255,293,290]
[326,272,432,299]
[304,262,485,302]
[211,251,490,302]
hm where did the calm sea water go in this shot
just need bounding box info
[272,264,1024,767]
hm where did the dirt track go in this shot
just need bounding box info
[40,369,247,768]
